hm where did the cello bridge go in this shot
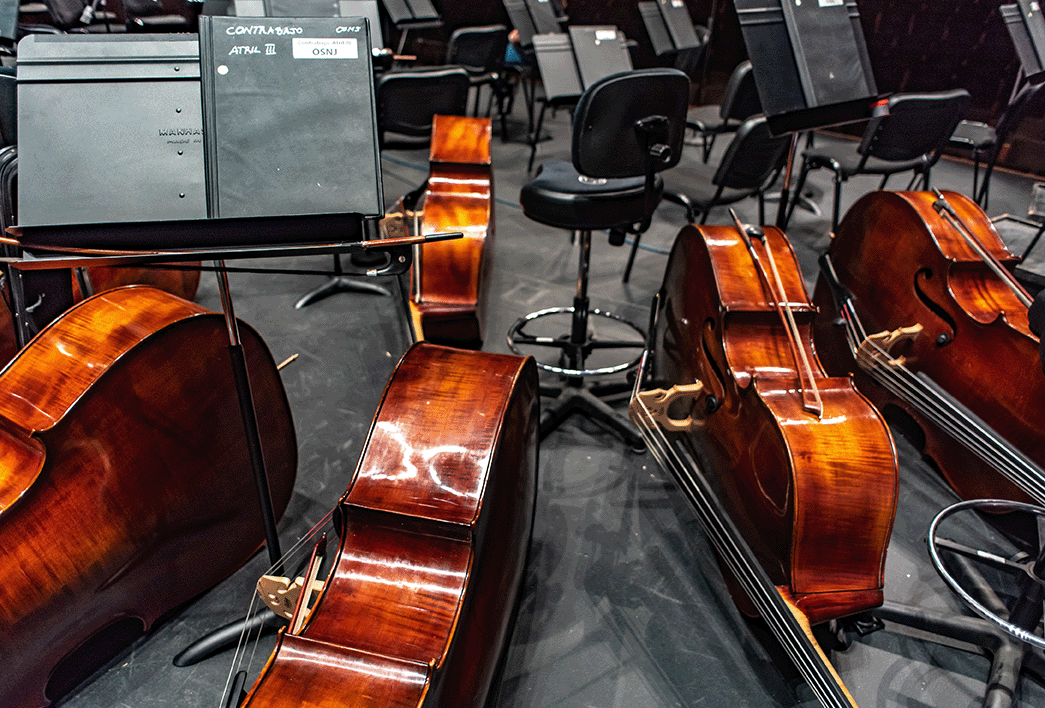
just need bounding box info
[861,324,923,367]
[635,381,707,432]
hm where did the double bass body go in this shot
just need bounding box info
[239,343,539,708]
[813,190,1044,504]
[0,286,297,708]
[654,224,898,624]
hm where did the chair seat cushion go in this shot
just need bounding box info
[520,161,663,231]
[802,143,927,178]
[949,120,996,152]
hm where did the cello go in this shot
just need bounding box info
[813,190,1045,506]
[385,114,494,348]
[0,285,297,708]
[227,342,538,708]
[631,216,898,707]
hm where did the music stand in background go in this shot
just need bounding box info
[638,0,706,78]
[527,27,633,171]
[524,0,565,35]
[1003,0,1045,83]
[379,0,441,56]
[732,0,878,226]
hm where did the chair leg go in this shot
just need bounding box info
[528,101,548,174]
[785,159,813,228]
[622,231,642,284]
[831,173,843,231]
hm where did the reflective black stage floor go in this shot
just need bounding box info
[55,104,1045,707]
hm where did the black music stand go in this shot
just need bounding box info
[732,0,878,227]
[1003,0,1045,83]
[524,0,565,34]
[11,20,433,669]
[379,0,441,56]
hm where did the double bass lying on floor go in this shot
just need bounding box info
[0,286,297,708]
[229,342,539,708]
[384,114,494,349]
[814,190,1045,507]
[632,216,898,707]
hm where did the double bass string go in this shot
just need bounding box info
[630,395,857,708]
[832,288,1045,505]
[218,506,337,708]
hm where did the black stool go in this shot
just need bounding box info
[508,68,689,448]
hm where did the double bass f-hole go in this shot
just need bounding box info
[913,268,957,345]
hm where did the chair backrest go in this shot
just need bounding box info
[712,115,790,191]
[571,68,690,179]
[858,89,970,162]
[718,60,761,121]
[375,67,470,142]
[445,24,509,74]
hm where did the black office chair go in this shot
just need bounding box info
[948,80,1045,210]
[445,24,511,136]
[787,89,970,229]
[374,66,471,148]
[123,0,189,32]
[687,60,761,162]
[296,67,470,309]
[629,114,789,282]
[509,68,689,448]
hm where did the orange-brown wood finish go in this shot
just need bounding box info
[404,114,494,348]
[78,262,202,302]
[655,224,898,624]
[241,342,538,708]
[812,190,1041,503]
[0,285,297,708]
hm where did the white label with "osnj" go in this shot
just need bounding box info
[292,37,357,59]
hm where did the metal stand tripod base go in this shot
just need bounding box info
[294,275,390,309]
[539,379,645,452]
[874,599,1045,708]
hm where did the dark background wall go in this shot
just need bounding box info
[402,0,1044,176]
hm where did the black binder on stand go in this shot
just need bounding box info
[198,15,383,220]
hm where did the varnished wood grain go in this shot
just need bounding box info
[241,343,539,708]
[656,224,898,626]
[408,115,494,348]
[813,190,1042,504]
[0,286,297,708]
